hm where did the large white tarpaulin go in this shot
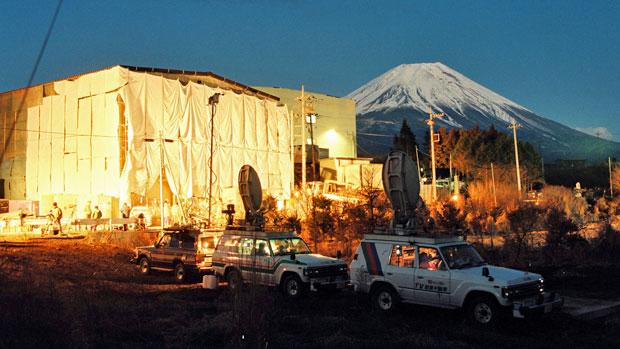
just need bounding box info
[23,66,292,210]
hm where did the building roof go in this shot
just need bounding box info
[0,64,280,101]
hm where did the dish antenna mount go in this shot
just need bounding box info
[238,164,264,229]
[382,150,421,234]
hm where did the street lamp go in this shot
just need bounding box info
[207,92,223,227]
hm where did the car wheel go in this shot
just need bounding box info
[226,269,242,292]
[372,285,398,312]
[174,263,187,283]
[139,257,151,275]
[281,274,305,300]
[467,295,501,326]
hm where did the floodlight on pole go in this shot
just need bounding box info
[508,119,522,194]
[207,92,223,227]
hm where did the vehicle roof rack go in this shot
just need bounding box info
[364,233,464,245]
[222,229,298,238]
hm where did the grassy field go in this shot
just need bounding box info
[1,239,620,348]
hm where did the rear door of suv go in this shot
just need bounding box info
[384,243,415,301]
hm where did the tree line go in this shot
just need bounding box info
[392,119,543,184]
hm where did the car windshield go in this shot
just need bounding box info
[440,244,486,269]
[269,238,311,256]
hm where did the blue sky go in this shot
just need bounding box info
[1,0,619,140]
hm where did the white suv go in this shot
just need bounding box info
[350,234,563,325]
[212,229,349,298]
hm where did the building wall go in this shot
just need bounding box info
[254,87,357,158]
[0,66,293,222]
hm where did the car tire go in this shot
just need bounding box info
[467,295,501,326]
[174,263,187,283]
[226,269,242,292]
[139,257,151,275]
[371,285,399,313]
[281,274,305,300]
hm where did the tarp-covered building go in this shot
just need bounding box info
[0,65,293,219]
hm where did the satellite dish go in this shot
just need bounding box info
[238,165,262,217]
[382,151,420,228]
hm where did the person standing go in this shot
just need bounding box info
[51,202,63,234]
[171,202,181,226]
[81,201,92,231]
[163,200,170,227]
[91,205,102,231]
[83,200,92,219]
[121,202,131,231]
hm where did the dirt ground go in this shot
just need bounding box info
[1,239,620,348]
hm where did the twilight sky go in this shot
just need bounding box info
[1,0,619,140]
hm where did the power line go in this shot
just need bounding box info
[1,0,64,163]
[357,132,395,138]
[356,133,430,156]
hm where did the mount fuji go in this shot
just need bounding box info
[347,63,619,161]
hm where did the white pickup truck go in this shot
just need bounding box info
[350,233,563,325]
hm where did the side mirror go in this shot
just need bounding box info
[482,267,489,277]
[154,242,159,248]
[290,252,296,261]
[337,250,342,260]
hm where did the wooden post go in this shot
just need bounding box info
[610,157,614,197]
[491,162,497,207]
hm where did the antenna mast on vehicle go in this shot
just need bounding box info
[382,151,422,235]
[237,165,265,229]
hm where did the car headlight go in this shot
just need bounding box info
[303,268,321,276]
[539,278,545,293]
[501,287,513,298]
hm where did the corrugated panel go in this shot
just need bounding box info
[38,97,52,194]
[51,95,65,193]
[64,153,77,193]
[26,106,39,198]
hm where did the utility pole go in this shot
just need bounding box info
[508,120,522,194]
[449,152,453,181]
[610,157,614,197]
[490,162,497,207]
[306,114,317,181]
[415,145,422,185]
[300,85,307,189]
[427,107,444,201]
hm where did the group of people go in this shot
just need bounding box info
[81,201,103,231]
[44,201,100,233]
[163,200,184,227]
[46,199,183,233]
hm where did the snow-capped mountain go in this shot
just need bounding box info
[347,63,619,161]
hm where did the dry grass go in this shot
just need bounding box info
[2,239,620,348]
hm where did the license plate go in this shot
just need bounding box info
[316,276,340,284]
[521,297,536,306]
[544,303,552,313]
